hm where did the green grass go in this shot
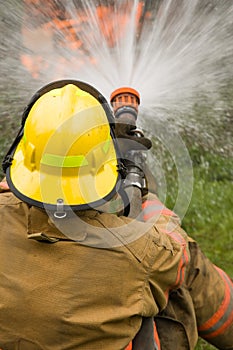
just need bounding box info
[195,338,217,350]
[183,177,233,274]
[184,155,232,350]
[164,149,233,276]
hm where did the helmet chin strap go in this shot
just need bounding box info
[118,187,130,217]
[2,127,24,173]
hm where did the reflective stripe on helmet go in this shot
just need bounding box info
[40,154,88,167]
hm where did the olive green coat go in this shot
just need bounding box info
[0,192,189,350]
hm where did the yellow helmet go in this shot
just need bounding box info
[3,80,123,211]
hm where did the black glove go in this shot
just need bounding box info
[115,120,152,155]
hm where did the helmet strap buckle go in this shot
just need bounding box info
[54,198,67,219]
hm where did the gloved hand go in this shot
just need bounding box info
[114,119,152,155]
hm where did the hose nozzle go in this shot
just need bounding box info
[110,87,140,123]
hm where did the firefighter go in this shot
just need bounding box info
[0,82,233,350]
[111,87,233,350]
[0,80,190,349]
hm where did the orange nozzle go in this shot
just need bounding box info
[110,87,140,120]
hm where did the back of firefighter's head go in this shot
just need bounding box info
[3,80,122,211]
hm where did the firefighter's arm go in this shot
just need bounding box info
[147,213,190,311]
[142,192,191,306]
[147,201,190,311]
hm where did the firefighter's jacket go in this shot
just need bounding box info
[0,191,189,350]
